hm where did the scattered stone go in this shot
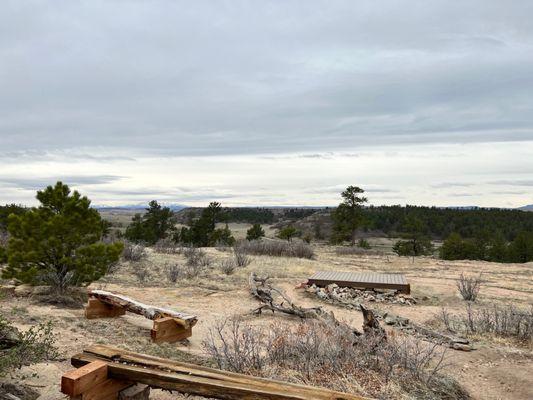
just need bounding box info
[14,285,33,297]
[119,384,150,400]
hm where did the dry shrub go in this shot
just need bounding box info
[203,317,468,399]
[184,247,210,266]
[439,304,533,344]
[335,246,383,256]
[153,238,180,254]
[219,258,237,275]
[456,272,483,301]
[233,248,251,267]
[236,240,314,259]
[165,264,181,283]
[132,263,150,283]
[122,241,146,262]
[0,315,58,376]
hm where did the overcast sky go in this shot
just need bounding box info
[1,1,532,208]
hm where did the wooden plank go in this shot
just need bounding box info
[85,344,339,394]
[81,378,132,400]
[85,298,126,319]
[71,347,369,400]
[89,290,197,328]
[308,271,410,294]
[151,317,192,343]
[61,360,108,396]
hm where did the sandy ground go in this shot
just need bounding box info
[1,241,532,400]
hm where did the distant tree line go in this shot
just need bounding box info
[439,231,533,263]
[363,205,532,241]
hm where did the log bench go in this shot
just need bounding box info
[84,290,197,343]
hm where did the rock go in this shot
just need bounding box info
[326,283,338,293]
[452,343,473,351]
[317,290,328,300]
[452,337,470,345]
[0,285,16,297]
[14,284,34,297]
[396,316,409,325]
[119,384,150,400]
[0,383,39,400]
[367,295,375,301]
[384,316,397,325]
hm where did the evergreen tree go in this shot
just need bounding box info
[125,201,175,244]
[393,217,433,257]
[246,223,265,241]
[176,202,234,247]
[277,226,299,242]
[2,182,123,292]
[331,186,367,245]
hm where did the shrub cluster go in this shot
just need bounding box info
[0,314,58,376]
[438,304,533,344]
[236,240,314,259]
[203,317,468,399]
[440,231,533,263]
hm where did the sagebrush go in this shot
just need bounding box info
[236,240,314,259]
[203,317,469,399]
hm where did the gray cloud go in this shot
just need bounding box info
[488,180,533,186]
[0,175,123,190]
[431,182,475,188]
[0,1,532,157]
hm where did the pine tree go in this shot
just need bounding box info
[246,224,265,241]
[2,182,123,292]
[331,186,367,245]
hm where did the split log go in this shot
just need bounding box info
[89,290,197,329]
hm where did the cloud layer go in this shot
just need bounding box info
[1,1,532,207]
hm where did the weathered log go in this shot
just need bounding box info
[69,345,371,400]
[89,290,197,329]
[249,273,362,336]
[360,305,386,340]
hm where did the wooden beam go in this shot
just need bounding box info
[61,360,108,396]
[70,345,371,400]
[151,317,192,343]
[81,378,132,400]
[85,298,126,319]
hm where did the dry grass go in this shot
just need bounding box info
[236,239,314,259]
[203,316,469,400]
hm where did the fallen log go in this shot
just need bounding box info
[249,273,362,336]
[88,290,197,329]
[68,344,371,400]
[360,305,386,338]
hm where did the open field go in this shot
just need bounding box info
[1,230,532,400]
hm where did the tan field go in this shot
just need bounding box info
[1,229,532,400]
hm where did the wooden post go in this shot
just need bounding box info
[151,317,192,343]
[85,298,126,319]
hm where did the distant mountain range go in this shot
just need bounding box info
[519,204,533,211]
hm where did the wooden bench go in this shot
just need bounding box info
[85,290,197,343]
[61,344,371,400]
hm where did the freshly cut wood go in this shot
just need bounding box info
[88,290,197,329]
[85,298,126,319]
[61,360,108,396]
[81,378,132,400]
[70,344,371,400]
[150,317,193,343]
